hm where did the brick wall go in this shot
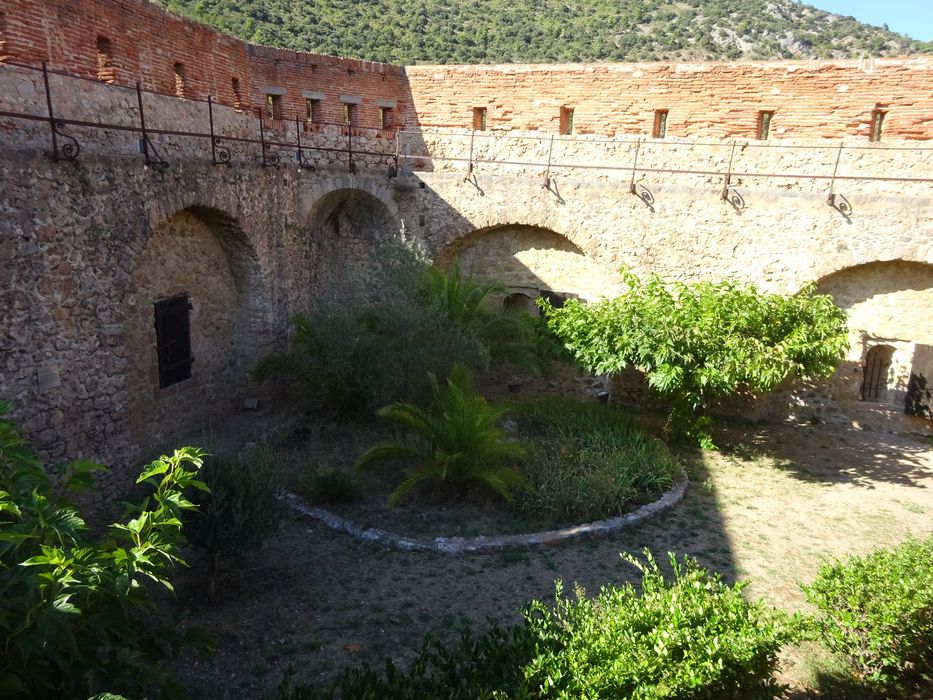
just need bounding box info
[405,59,933,140]
[2,0,409,130]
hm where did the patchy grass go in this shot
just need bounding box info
[169,415,933,698]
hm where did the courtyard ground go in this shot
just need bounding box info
[171,414,933,698]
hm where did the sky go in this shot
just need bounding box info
[807,1,933,41]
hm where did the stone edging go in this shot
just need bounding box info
[284,472,688,555]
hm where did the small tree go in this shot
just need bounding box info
[542,269,849,447]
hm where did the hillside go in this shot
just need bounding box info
[153,0,931,64]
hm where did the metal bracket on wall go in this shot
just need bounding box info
[258,110,280,168]
[136,82,168,171]
[41,63,80,164]
[628,139,655,209]
[208,96,231,166]
[826,144,853,217]
[720,141,745,211]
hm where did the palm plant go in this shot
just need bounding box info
[356,364,527,506]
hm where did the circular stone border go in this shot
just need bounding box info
[284,472,688,555]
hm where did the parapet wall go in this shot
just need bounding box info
[405,59,933,140]
[2,0,408,130]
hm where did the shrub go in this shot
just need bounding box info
[302,465,359,505]
[356,363,527,505]
[511,398,681,522]
[520,551,803,699]
[186,445,281,596]
[0,401,208,699]
[541,269,849,447]
[255,239,546,415]
[802,536,933,690]
[278,550,801,700]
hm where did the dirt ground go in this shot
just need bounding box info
[170,413,933,699]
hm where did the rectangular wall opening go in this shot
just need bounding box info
[306,98,320,123]
[96,36,114,83]
[757,110,774,140]
[560,106,574,135]
[870,109,886,142]
[380,106,393,130]
[652,109,668,138]
[343,102,357,126]
[473,107,487,131]
[266,94,282,120]
[232,77,242,110]
[154,295,193,389]
[173,62,186,98]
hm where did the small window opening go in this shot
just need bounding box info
[343,102,357,126]
[306,98,320,123]
[231,78,243,110]
[266,94,282,120]
[652,109,668,139]
[861,344,895,401]
[473,107,487,131]
[870,109,886,142]
[154,295,193,389]
[173,62,186,98]
[757,110,774,140]
[96,36,114,83]
[380,106,393,130]
[560,106,574,135]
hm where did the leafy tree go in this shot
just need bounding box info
[541,269,848,447]
[0,401,209,699]
[356,363,527,505]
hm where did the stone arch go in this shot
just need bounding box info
[817,260,933,408]
[437,224,622,302]
[123,205,271,447]
[303,186,402,302]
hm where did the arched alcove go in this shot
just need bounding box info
[438,224,621,302]
[817,260,933,408]
[304,188,400,302]
[124,206,269,446]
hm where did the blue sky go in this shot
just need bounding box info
[807,1,933,41]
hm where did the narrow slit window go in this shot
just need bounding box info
[154,295,193,389]
[870,110,886,142]
[96,36,114,83]
[343,102,357,126]
[173,62,186,98]
[473,107,487,131]
[652,109,668,138]
[306,98,320,123]
[266,94,282,120]
[560,106,574,135]
[380,106,393,130]
[232,78,242,110]
[757,110,774,140]
[0,13,7,58]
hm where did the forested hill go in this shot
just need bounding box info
[152,0,930,65]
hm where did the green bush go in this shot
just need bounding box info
[0,401,208,699]
[542,269,849,447]
[522,551,802,699]
[512,398,681,522]
[278,550,800,699]
[357,363,527,506]
[802,536,933,690]
[302,465,359,505]
[186,445,281,596]
[255,240,545,415]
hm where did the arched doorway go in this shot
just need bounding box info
[861,344,895,402]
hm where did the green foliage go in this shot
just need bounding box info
[0,401,208,699]
[301,465,359,505]
[802,536,933,691]
[278,550,800,699]
[542,269,849,447]
[255,240,543,415]
[185,445,281,596]
[511,398,681,522]
[356,363,527,505]
[153,0,923,66]
[277,622,536,700]
[522,551,802,699]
